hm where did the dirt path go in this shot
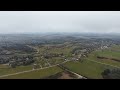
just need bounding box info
[88,60,120,69]
[0,60,70,78]
[64,68,87,79]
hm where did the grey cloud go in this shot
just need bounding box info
[0,11,120,33]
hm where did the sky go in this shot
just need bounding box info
[0,11,120,34]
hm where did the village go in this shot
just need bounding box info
[0,35,118,70]
[0,37,115,68]
[0,33,120,79]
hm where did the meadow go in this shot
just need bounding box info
[0,66,63,79]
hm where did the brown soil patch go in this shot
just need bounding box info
[97,56,120,62]
[58,72,74,79]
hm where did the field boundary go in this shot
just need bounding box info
[88,59,120,69]
[0,60,70,78]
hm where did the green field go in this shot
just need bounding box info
[33,45,74,67]
[90,50,120,59]
[36,45,75,57]
[62,45,120,79]
[63,60,117,79]
[0,65,32,76]
[0,66,63,79]
[86,45,120,67]
[47,58,65,65]
[1,45,120,79]
[0,64,8,69]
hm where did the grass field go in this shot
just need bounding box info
[47,58,65,65]
[85,45,120,67]
[36,45,75,57]
[0,64,8,69]
[0,65,32,76]
[0,66,63,79]
[1,45,120,79]
[33,45,73,67]
[63,60,116,79]
[90,50,120,59]
[62,45,120,79]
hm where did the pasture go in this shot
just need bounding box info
[0,66,63,79]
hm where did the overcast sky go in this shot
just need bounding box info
[0,11,120,33]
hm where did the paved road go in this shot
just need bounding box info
[0,60,70,78]
[65,69,87,79]
[2,59,116,79]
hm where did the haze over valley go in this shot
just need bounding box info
[0,11,120,79]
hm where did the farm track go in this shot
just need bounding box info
[88,60,120,69]
[0,60,70,78]
[63,68,87,79]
